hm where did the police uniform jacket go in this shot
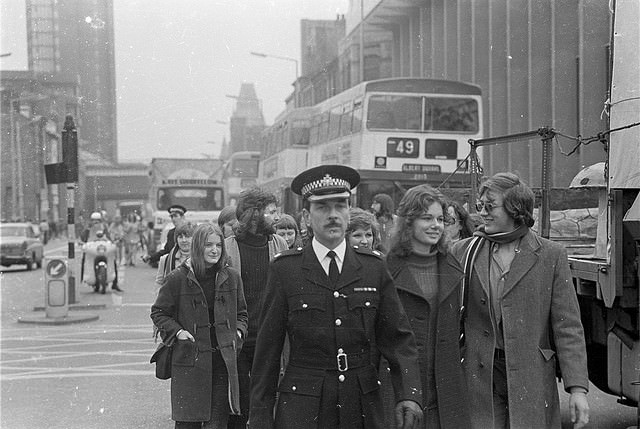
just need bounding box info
[450,230,588,429]
[249,243,422,429]
[151,260,248,422]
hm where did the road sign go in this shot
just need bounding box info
[46,259,67,278]
[44,257,68,318]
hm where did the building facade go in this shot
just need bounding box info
[296,0,611,187]
[27,0,118,163]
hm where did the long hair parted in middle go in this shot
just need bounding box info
[190,223,227,279]
[389,184,449,258]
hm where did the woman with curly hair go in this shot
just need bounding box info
[382,184,470,428]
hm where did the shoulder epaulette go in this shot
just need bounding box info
[273,247,304,260]
[352,245,384,259]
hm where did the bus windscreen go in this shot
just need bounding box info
[231,159,259,177]
[157,187,224,211]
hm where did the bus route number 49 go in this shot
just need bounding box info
[387,137,420,158]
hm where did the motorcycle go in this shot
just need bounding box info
[81,232,118,294]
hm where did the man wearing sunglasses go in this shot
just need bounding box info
[451,172,589,429]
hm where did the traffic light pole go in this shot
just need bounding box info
[61,116,78,304]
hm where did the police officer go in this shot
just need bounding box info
[143,204,187,266]
[249,165,423,429]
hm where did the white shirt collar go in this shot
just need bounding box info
[312,238,346,274]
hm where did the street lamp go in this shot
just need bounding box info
[250,51,299,79]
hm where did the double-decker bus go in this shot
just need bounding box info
[258,107,316,215]
[222,151,261,206]
[260,78,483,213]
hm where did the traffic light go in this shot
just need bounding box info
[44,115,78,184]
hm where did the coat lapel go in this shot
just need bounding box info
[502,231,540,297]
[439,253,464,303]
[387,254,426,299]
[473,241,491,298]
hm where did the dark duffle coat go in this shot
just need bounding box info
[450,230,589,429]
[382,252,471,429]
[249,244,423,429]
[151,260,248,422]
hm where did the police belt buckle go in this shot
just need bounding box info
[337,350,348,372]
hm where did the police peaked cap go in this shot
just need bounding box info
[168,204,187,215]
[291,165,360,202]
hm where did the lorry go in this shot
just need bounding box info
[148,158,226,250]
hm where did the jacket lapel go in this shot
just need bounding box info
[335,246,362,291]
[302,245,333,290]
[502,231,540,297]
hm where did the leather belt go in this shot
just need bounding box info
[289,351,371,372]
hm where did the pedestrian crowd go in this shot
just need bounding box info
[149,165,590,429]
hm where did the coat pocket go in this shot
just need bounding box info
[275,373,324,428]
[173,339,198,367]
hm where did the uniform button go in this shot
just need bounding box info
[338,348,344,353]
[480,298,487,304]
[338,374,345,382]
[479,362,484,368]
[292,385,297,391]
[333,291,340,298]
[335,319,342,326]
[365,301,371,307]
[483,330,490,337]
[302,303,308,309]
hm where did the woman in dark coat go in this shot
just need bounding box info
[151,223,248,428]
[382,184,470,429]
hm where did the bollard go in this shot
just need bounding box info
[44,257,69,318]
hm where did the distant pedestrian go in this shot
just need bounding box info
[346,207,381,252]
[39,219,49,244]
[217,205,237,239]
[151,223,248,428]
[274,213,302,249]
[444,200,475,242]
[371,193,397,253]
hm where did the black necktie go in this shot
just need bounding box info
[327,250,339,285]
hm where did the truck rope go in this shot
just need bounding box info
[437,121,640,189]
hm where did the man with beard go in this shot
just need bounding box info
[225,187,288,429]
[249,165,423,429]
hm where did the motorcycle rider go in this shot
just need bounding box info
[80,212,122,292]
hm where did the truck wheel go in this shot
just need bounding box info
[25,256,34,271]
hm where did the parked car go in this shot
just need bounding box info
[0,223,44,270]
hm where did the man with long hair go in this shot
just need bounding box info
[451,172,589,429]
[224,187,288,428]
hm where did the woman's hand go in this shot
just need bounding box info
[176,329,195,342]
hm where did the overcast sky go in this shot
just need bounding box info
[1,0,349,162]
